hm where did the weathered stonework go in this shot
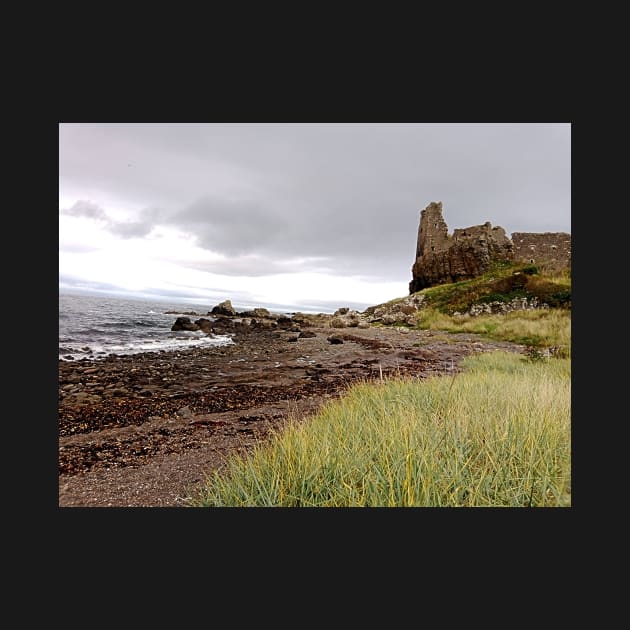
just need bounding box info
[409,202,514,293]
[512,232,571,271]
[459,297,549,318]
[409,202,571,293]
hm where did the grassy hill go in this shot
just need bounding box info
[418,261,571,314]
[367,262,571,355]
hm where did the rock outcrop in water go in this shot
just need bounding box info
[171,317,201,331]
[209,300,236,317]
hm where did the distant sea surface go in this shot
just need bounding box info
[59,294,235,362]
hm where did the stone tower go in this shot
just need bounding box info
[415,201,450,259]
[409,202,515,293]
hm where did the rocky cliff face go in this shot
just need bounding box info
[409,202,514,293]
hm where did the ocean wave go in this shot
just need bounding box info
[59,334,234,361]
[59,294,233,362]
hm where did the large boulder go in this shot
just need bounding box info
[276,316,294,329]
[209,300,236,317]
[330,310,363,328]
[194,318,214,333]
[364,294,426,326]
[171,317,200,331]
[329,317,347,328]
[239,307,272,318]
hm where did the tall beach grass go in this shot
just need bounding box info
[190,351,571,507]
[416,308,571,355]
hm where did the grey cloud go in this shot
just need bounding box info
[180,255,333,278]
[59,274,255,308]
[163,192,420,277]
[140,287,286,313]
[60,123,570,301]
[170,197,285,256]
[60,199,155,240]
[62,200,108,220]
[107,221,154,239]
[59,273,129,294]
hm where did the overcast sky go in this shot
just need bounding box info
[59,122,570,312]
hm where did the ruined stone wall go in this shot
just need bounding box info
[409,202,571,294]
[453,223,509,243]
[511,232,571,271]
[409,202,514,293]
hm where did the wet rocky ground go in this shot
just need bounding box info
[59,325,525,507]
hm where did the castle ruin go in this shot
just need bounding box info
[409,201,571,293]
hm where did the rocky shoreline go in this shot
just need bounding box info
[59,310,527,507]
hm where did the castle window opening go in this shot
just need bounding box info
[530,259,535,264]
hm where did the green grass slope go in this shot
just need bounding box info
[419,261,571,314]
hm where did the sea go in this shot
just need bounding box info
[59,293,237,362]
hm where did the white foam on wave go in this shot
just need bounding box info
[59,333,234,361]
